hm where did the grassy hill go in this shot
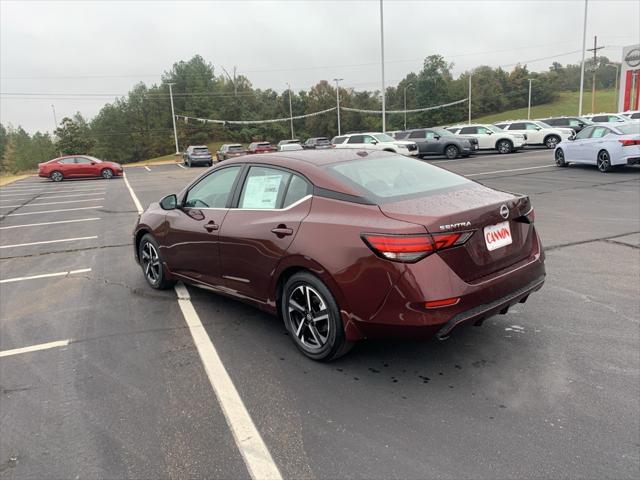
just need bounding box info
[474,89,618,124]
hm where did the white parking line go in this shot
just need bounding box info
[0,339,71,358]
[30,192,106,200]
[0,217,101,230]
[176,163,187,169]
[0,198,104,208]
[123,172,281,480]
[466,165,556,177]
[123,172,143,213]
[175,284,282,480]
[5,205,103,216]
[0,236,98,249]
[0,268,91,284]
[144,166,151,171]
[0,189,106,197]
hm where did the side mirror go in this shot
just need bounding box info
[371,140,378,145]
[160,194,178,210]
[535,127,542,131]
[578,123,585,127]
[90,161,96,165]
[434,135,441,140]
[486,131,493,135]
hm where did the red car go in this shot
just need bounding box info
[38,155,123,182]
[133,150,545,361]
[247,141,277,154]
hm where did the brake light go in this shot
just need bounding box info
[425,297,460,309]
[362,231,473,263]
[619,139,640,146]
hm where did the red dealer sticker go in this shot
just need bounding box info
[484,221,512,251]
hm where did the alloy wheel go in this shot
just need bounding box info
[555,149,566,167]
[545,136,560,149]
[597,151,611,172]
[287,284,330,351]
[50,171,63,182]
[141,241,161,285]
[497,140,512,154]
[101,168,113,179]
[445,145,459,159]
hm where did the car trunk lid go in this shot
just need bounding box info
[379,184,536,282]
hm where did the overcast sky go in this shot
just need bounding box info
[1,0,638,133]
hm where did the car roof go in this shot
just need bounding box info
[216,149,398,197]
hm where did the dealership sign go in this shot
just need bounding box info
[624,48,640,68]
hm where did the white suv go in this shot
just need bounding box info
[584,113,630,124]
[332,132,419,156]
[446,124,526,154]
[494,120,574,149]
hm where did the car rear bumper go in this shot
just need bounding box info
[349,231,545,340]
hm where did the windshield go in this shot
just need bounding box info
[373,133,396,143]
[486,125,504,133]
[534,121,552,128]
[327,155,470,201]
[616,123,640,135]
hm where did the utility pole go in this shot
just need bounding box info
[333,78,343,135]
[527,79,533,119]
[607,63,620,111]
[166,83,180,155]
[286,82,294,139]
[587,35,604,114]
[468,74,472,124]
[233,66,237,97]
[379,0,386,132]
[578,0,589,116]
[403,84,413,131]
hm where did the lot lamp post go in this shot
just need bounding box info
[527,79,534,120]
[403,83,414,131]
[607,63,620,111]
[334,78,343,135]
[286,82,294,140]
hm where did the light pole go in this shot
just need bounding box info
[286,82,294,139]
[607,63,620,111]
[403,83,414,131]
[333,78,343,135]
[51,104,58,132]
[379,0,386,132]
[578,0,589,116]
[527,79,534,119]
[166,82,180,155]
[468,73,472,124]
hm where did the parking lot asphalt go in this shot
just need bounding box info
[1,150,638,479]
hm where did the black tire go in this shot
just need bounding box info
[496,139,513,154]
[281,272,352,361]
[101,168,114,179]
[597,150,612,173]
[50,170,63,182]
[187,158,192,168]
[555,148,568,167]
[138,233,175,290]
[444,145,459,159]
[208,162,213,167]
[544,135,560,149]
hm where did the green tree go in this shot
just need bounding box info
[55,113,94,155]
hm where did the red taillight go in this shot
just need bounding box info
[619,139,640,146]
[362,231,473,263]
[425,297,461,309]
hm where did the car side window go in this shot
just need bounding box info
[510,123,526,130]
[476,127,491,134]
[424,131,436,139]
[347,135,364,144]
[238,166,291,209]
[568,119,581,127]
[184,166,241,209]
[524,123,539,130]
[592,115,608,123]
[575,127,593,139]
[362,135,376,144]
[459,127,476,134]
[58,158,75,164]
[408,130,425,139]
[75,157,93,164]
[283,174,311,208]
[591,127,611,138]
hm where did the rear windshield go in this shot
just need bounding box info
[193,148,210,154]
[315,138,330,143]
[326,155,471,202]
[258,142,271,147]
[332,136,346,144]
[616,123,640,135]
[229,145,244,152]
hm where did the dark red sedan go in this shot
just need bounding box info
[247,141,277,154]
[133,150,545,361]
[38,155,123,182]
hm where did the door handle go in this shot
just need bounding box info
[204,221,219,232]
[271,225,293,237]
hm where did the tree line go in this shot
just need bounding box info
[0,53,620,173]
